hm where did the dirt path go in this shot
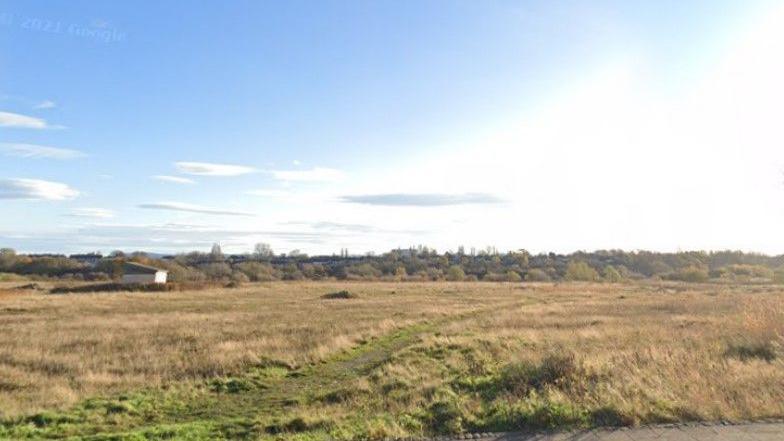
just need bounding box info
[2,299,534,439]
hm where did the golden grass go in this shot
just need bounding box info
[1,281,782,426]
[0,282,487,417]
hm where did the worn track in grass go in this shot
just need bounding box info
[1,297,538,439]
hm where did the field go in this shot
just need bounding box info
[0,281,783,440]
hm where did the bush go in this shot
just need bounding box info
[666,266,709,283]
[603,265,623,283]
[565,261,598,282]
[321,290,358,299]
[199,262,233,281]
[482,272,507,282]
[775,268,784,285]
[498,352,580,396]
[446,265,465,281]
[525,269,551,282]
[725,341,777,362]
[505,270,522,282]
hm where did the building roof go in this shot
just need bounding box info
[122,262,168,274]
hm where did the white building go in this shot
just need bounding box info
[121,262,168,284]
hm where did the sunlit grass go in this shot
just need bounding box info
[0,281,782,439]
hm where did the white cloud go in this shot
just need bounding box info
[138,202,253,216]
[292,159,301,165]
[270,167,344,182]
[34,100,56,109]
[0,143,86,160]
[0,111,50,129]
[152,175,196,185]
[175,162,256,176]
[246,189,291,197]
[0,179,79,200]
[341,193,504,206]
[67,208,115,219]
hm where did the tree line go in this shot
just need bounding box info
[3,245,784,284]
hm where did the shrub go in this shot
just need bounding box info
[235,261,277,281]
[525,269,551,282]
[773,269,784,284]
[482,272,507,282]
[725,341,777,362]
[346,263,381,280]
[494,352,581,398]
[446,265,465,281]
[603,265,623,283]
[666,266,709,283]
[565,261,598,282]
[505,270,522,282]
[321,290,358,300]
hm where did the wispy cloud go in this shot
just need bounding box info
[0,143,86,160]
[306,221,376,233]
[0,178,79,200]
[283,220,429,235]
[34,100,56,109]
[138,202,253,216]
[175,162,256,176]
[152,175,196,185]
[246,189,291,197]
[67,208,115,219]
[340,193,504,206]
[0,223,338,254]
[0,111,62,129]
[270,167,344,182]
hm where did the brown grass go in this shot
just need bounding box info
[0,281,783,424]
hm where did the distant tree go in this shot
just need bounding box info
[0,248,17,271]
[95,258,124,280]
[288,249,307,258]
[603,265,624,283]
[394,266,408,280]
[512,249,530,268]
[446,265,465,281]
[210,243,224,261]
[253,243,274,260]
[565,260,599,281]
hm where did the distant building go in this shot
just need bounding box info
[69,253,103,267]
[121,262,168,284]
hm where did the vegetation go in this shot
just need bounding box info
[1,281,782,439]
[5,246,784,285]
[321,290,358,299]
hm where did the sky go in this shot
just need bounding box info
[1,0,784,256]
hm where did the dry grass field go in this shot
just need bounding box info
[0,281,782,440]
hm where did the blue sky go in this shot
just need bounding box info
[2,0,783,255]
